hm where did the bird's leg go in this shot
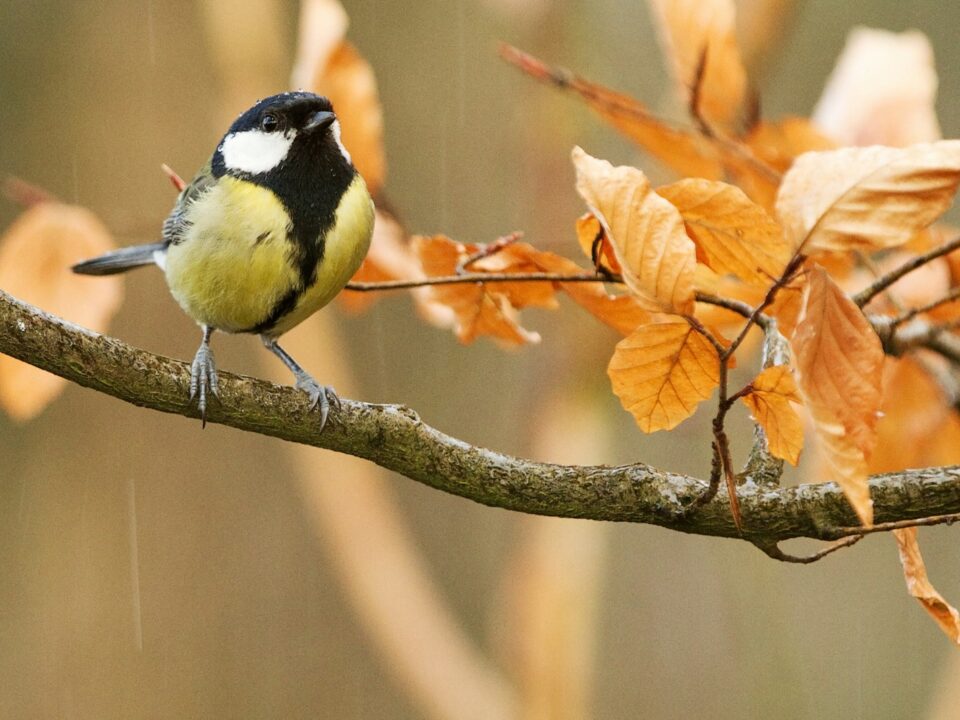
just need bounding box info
[260,334,340,430]
[189,325,219,427]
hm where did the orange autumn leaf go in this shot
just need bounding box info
[0,202,123,420]
[813,28,940,148]
[292,0,386,194]
[656,178,790,285]
[791,267,883,525]
[500,45,723,179]
[572,147,696,315]
[740,365,804,465]
[894,528,960,645]
[608,320,720,432]
[471,241,560,311]
[530,250,649,336]
[413,235,539,346]
[647,0,749,134]
[575,213,621,275]
[775,141,960,253]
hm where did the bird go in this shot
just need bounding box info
[72,91,375,429]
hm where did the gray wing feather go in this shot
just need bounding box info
[162,159,216,247]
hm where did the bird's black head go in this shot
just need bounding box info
[211,92,354,182]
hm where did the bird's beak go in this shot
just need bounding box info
[304,110,336,133]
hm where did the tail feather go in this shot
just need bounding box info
[72,242,166,276]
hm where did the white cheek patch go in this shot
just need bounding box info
[220,129,295,174]
[330,120,352,164]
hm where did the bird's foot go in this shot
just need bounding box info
[189,343,220,427]
[294,371,341,431]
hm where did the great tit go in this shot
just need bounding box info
[73,91,375,428]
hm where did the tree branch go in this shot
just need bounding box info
[2,288,960,547]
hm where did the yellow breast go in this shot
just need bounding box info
[163,175,373,335]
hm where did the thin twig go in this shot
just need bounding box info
[824,512,960,539]
[723,253,805,360]
[756,535,863,564]
[853,234,960,308]
[498,43,782,185]
[891,286,960,328]
[455,231,524,274]
[345,272,613,292]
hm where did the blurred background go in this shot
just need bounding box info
[1,0,959,718]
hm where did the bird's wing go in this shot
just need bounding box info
[162,159,216,246]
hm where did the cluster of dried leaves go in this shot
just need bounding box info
[1,0,959,643]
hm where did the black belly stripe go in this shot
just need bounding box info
[216,130,357,335]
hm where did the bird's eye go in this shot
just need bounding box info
[260,113,280,132]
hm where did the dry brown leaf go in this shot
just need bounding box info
[894,528,960,645]
[413,235,539,346]
[813,28,940,148]
[572,147,696,314]
[0,203,123,420]
[472,242,560,311]
[656,178,790,285]
[647,0,749,134]
[775,141,960,253]
[791,267,883,525]
[500,45,724,179]
[740,365,804,465]
[292,0,386,193]
[575,213,621,275]
[531,250,650,336]
[608,320,720,432]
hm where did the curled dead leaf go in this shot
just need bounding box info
[575,213,621,275]
[572,147,696,314]
[413,235,540,346]
[894,528,960,645]
[608,319,720,432]
[0,203,123,420]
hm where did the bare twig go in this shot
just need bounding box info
[455,231,524,274]
[854,235,960,308]
[724,253,805,360]
[824,512,960,538]
[890,286,960,328]
[756,535,864,564]
[346,271,611,292]
[497,43,782,185]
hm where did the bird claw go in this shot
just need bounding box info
[295,374,340,431]
[189,343,220,427]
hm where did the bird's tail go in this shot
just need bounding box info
[72,242,166,276]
